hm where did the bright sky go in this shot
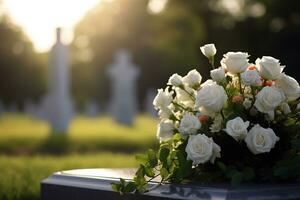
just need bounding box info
[3,0,101,52]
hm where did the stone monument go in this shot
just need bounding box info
[144,88,157,117]
[0,100,4,116]
[107,50,140,126]
[85,100,100,118]
[45,28,73,133]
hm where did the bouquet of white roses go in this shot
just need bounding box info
[112,44,300,194]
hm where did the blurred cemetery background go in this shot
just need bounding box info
[0,0,299,199]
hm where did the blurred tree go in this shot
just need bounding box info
[0,15,46,108]
[72,0,300,108]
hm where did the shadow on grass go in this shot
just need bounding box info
[38,133,69,154]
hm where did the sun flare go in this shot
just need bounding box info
[3,0,101,52]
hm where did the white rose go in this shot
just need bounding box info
[221,52,249,74]
[157,120,174,142]
[200,43,217,58]
[175,86,196,108]
[243,98,252,109]
[275,74,300,101]
[210,67,226,82]
[254,86,285,113]
[185,134,221,165]
[241,70,262,86]
[256,56,284,80]
[153,89,173,110]
[182,69,202,88]
[168,73,183,87]
[158,106,174,119]
[196,81,228,112]
[179,113,201,138]
[245,124,279,154]
[224,117,249,141]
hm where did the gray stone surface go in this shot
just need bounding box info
[41,28,73,133]
[41,168,300,200]
[107,50,140,126]
[84,100,100,117]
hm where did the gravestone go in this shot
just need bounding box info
[0,100,4,116]
[24,99,36,116]
[43,28,73,133]
[144,88,157,117]
[85,100,100,118]
[41,168,300,200]
[107,50,140,126]
[7,102,18,113]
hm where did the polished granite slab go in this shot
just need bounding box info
[41,168,300,200]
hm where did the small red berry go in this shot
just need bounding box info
[199,115,209,124]
[232,95,243,103]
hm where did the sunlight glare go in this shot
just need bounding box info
[3,0,101,52]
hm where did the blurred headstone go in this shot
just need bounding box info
[144,88,157,117]
[8,102,18,113]
[0,100,4,115]
[24,99,36,116]
[42,28,73,133]
[85,100,100,118]
[107,50,140,126]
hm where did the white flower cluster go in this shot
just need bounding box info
[153,43,300,166]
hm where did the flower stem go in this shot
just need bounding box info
[209,56,215,69]
[237,73,244,96]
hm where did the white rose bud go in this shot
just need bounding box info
[179,113,201,139]
[168,73,183,87]
[281,102,291,115]
[241,70,262,86]
[275,74,300,101]
[254,86,285,114]
[200,43,217,58]
[183,69,202,88]
[243,98,252,109]
[256,56,284,80]
[157,120,174,142]
[224,117,249,141]
[245,124,279,154]
[210,67,226,82]
[185,134,221,165]
[196,81,228,112]
[221,52,249,74]
[209,114,223,133]
[153,89,173,110]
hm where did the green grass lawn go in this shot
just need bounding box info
[0,114,158,200]
[0,153,139,200]
[0,114,158,154]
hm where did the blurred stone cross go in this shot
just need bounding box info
[107,50,140,126]
[45,28,73,133]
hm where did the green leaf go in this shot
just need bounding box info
[242,167,255,181]
[231,171,243,186]
[147,149,158,167]
[291,139,300,151]
[217,161,227,172]
[111,182,121,192]
[160,167,169,179]
[124,182,136,193]
[159,148,170,167]
[135,153,148,164]
[135,165,145,177]
[144,166,155,177]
